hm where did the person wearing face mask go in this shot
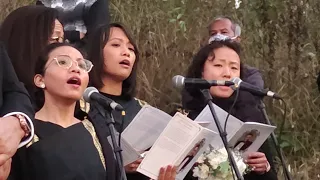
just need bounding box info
[181,40,277,180]
[0,5,65,108]
[207,16,264,89]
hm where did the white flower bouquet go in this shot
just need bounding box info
[192,145,248,180]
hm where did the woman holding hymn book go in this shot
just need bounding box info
[180,40,278,180]
[7,42,176,180]
[80,23,176,180]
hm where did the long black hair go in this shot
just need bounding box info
[88,23,139,99]
[0,5,59,100]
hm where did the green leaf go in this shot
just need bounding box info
[177,13,183,20]
[219,161,230,174]
[169,19,176,23]
[179,21,186,32]
[173,7,182,11]
[280,141,291,148]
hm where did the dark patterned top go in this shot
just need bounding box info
[9,119,108,180]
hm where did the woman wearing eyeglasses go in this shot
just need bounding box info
[8,42,177,180]
[0,5,64,107]
[7,43,118,180]
[181,40,277,180]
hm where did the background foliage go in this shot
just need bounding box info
[1,0,320,179]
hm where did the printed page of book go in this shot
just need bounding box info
[120,138,142,166]
[228,122,276,157]
[107,133,141,166]
[137,113,217,180]
[175,128,219,180]
[194,104,244,136]
[194,104,244,149]
[136,113,203,179]
[122,105,172,152]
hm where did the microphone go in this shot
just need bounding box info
[83,87,124,111]
[172,75,235,89]
[230,77,282,99]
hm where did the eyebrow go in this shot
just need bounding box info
[109,37,123,41]
[109,38,133,46]
[56,55,83,61]
[211,28,229,32]
[215,58,239,64]
[75,58,84,61]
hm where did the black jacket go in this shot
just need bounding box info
[77,93,150,180]
[181,88,278,180]
[0,42,34,118]
[242,64,264,89]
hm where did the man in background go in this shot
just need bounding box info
[208,16,264,89]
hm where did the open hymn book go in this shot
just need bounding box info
[120,105,173,165]
[137,112,218,180]
[194,104,276,157]
[120,103,275,179]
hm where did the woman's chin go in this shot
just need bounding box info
[212,91,233,99]
[218,94,233,98]
[62,94,82,102]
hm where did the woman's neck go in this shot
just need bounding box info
[99,76,123,96]
[35,95,78,128]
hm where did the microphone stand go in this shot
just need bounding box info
[94,102,127,180]
[104,108,127,180]
[258,100,292,180]
[201,90,244,180]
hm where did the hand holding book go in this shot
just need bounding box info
[156,165,177,180]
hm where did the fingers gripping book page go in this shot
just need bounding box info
[137,112,218,180]
[228,122,276,157]
[194,104,276,154]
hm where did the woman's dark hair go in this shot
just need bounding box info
[34,43,79,110]
[182,40,243,111]
[186,40,243,79]
[0,5,58,96]
[88,23,139,98]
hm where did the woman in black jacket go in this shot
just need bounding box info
[80,23,153,180]
[181,40,278,180]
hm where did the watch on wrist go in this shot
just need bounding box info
[13,114,31,137]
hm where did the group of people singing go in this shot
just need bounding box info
[0,1,278,180]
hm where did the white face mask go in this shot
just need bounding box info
[208,34,238,44]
